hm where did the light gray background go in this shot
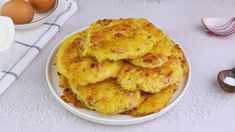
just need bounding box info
[1,0,235,131]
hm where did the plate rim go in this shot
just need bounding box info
[46,26,191,125]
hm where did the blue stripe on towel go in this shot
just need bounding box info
[44,23,61,29]
[0,2,72,82]
[2,71,18,78]
[15,41,41,52]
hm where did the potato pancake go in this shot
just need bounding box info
[58,73,69,89]
[127,84,177,116]
[149,34,174,55]
[117,57,183,93]
[61,88,87,109]
[84,18,157,62]
[129,33,174,69]
[56,31,122,86]
[56,18,189,117]
[171,44,189,75]
[76,79,142,114]
[128,53,169,69]
[57,72,81,97]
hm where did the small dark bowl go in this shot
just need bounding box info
[217,68,235,93]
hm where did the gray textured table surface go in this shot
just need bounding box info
[1,0,235,131]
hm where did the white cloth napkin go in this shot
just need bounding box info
[0,0,78,95]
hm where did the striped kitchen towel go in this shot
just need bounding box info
[0,0,77,95]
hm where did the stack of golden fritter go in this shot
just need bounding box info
[55,18,189,117]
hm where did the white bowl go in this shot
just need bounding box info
[0,0,59,30]
[46,27,191,125]
[0,16,15,71]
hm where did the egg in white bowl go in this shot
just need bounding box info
[0,0,59,29]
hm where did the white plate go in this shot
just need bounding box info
[0,0,59,30]
[46,27,191,125]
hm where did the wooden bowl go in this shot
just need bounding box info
[217,68,235,93]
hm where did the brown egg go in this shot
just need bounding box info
[1,0,34,24]
[30,0,55,13]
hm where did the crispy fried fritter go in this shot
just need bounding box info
[171,44,189,75]
[129,33,174,69]
[57,73,81,97]
[149,34,174,55]
[61,88,86,109]
[128,53,169,69]
[84,18,157,62]
[56,18,189,117]
[117,57,183,93]
[127,84,178,116]
[57,74,86,108]
[56,31,122,86]
[58,72,70,89]
[58,74,143,114]
[76,79,142,114]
